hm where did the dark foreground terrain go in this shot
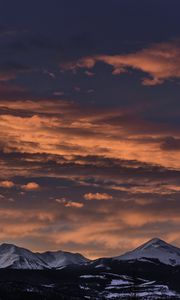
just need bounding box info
[0,259,179,299]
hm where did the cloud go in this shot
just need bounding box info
[0,180,15,188]
[55,198,83,208]
[84,192,113,201]
[0,207,55,240]
[21,182,40,191]
[0,99,179,257]
[49,200,180,257]
[0,72,17,82]
[0,62,33,82]
[0,83,27,100]
[61,40,180,85]
[166,185,180,192]
[0,99,180,175]
[0,99,180,170]
[85,70,95,77]
[161,136,180,151]
[65,201,84,208]
[43,69,56,79]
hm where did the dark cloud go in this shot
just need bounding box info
[161,136,180,151]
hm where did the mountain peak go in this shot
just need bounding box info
[37,250,89,269]
[1,243,16,248]
[146,237,165,244]
[0,243,89,270]
[0,243,50,270]
[0,243,20,254]
[136,238,168,250]
[116,238,180,266]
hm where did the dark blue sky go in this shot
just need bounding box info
[0,0,180,105]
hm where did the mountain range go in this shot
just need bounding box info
[0,238,179,270]
[0,238,179,299]
[0,243,89,270]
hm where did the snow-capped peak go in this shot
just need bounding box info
[132,238,171,251]
[37,250,89,269]
[115,238,180,266]
[0,243,49,270]
[0,243,89,270]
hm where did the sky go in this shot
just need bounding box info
[0,0,180,258]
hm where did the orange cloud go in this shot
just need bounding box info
[0,196,179,258]
[62,40,180,85]
[0,207,55,241]
[65,201,84,208]
[51,206,180,258]
[0,100,180,171]
[84,192,113,201]
[55,198,83,208]
[111,183,180,195]
[0,181,15,188]
[21,182,40,191]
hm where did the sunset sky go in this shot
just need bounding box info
[0,0,180,258]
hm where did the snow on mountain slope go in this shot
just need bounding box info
[0,243,50,270]
[115,238,180,266]
[37,250,89,269]
[1,238,180,270]
[79,273,180,299]
[0,243,89,270]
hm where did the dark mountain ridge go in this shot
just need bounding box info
[0,238,179,299]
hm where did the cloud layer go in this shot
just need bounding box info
[62,40,180,85]
[0,99,179,257]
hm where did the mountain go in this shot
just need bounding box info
[115,238,180,266]
[37,250,89,269]
[0,239,179,299]
[0,243,49,270]
[0,243,89,270]
[0,238,180,270]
